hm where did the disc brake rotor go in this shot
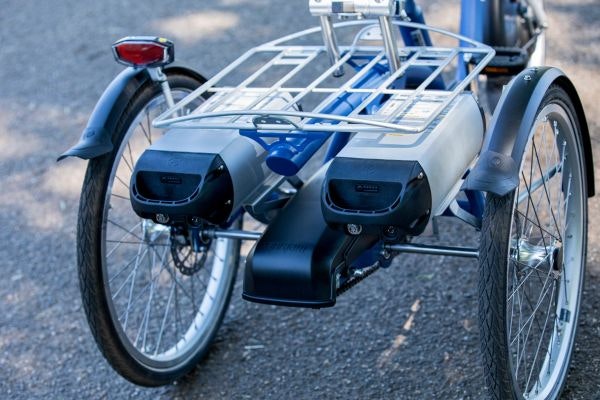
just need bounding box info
[170,228,211,276]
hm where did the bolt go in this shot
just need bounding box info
[385,225,396,236]
[417,172,424,180]
[524,75,532,82]
[380,249,391,260]
[225,200,232,206]
[156,214,169,224]
[191,216,202,225]
[347,224,363,235]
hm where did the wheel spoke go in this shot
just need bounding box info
[154,281,176,356]
[512,274,554,374]
[111,193,130,201]
[516,162,562,206]
[532,140,563,242]
[117,245,171,320]
[515,210,560,243]
[107,219,144,242]
[114,174,130,191]
[106,221,142,257]
[524,282,556,394]
[141,111,153,145]
[106,240,171,247]
[109,249,148,284]
[111,248,149,300]
[520,171,551,253]
[507,252,552,302]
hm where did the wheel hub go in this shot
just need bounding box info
[512,237,563,277]
[142,219,170,242]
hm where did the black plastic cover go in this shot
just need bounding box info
[130,150,234,225]
[322,158,432,236]
[243,167,378,308]
[463,67,595,197]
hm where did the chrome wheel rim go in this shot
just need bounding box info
[507,103,585,398]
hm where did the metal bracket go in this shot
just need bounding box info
[252,115,300,130]
[147,67,175,108]
[449,200,482,229]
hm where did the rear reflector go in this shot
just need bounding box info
[112,36,174,68]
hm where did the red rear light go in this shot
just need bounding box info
[112,37,174,68]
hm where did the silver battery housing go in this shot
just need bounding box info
[337,93,484,216]
[325,92,484,229]
[148,129,272,212]
[129,92,290,225]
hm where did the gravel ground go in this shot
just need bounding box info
[0,0,598,399]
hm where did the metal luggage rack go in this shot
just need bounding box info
[154,20,495,134]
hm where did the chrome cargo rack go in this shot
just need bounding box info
[154,20,495,134]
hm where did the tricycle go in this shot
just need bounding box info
[59,1,594,398]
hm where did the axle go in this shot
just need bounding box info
[202,228,479,258]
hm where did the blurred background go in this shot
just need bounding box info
[0,0,598,398]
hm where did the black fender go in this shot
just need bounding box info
[464,67,595,197]
[57,64,207,161]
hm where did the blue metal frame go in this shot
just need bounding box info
[457,0,485,80]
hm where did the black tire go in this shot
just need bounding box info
[478,85,587,399]
[77,71,241,386]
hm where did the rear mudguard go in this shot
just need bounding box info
[463,67,594,197]
[57,64,207,161]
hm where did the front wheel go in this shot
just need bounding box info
[478,85,588,399]
[77,70,241,386]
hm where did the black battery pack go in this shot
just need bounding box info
[321,157,432,236]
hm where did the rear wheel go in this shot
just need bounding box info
[77,71,241,386]
[478,85,587,399]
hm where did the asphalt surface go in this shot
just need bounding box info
[1,0,599,399]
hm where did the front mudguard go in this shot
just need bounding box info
[57,64,207,161]
[464,67,595,197]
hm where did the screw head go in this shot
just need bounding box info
[156,214,169,224]
[347,224,363,235]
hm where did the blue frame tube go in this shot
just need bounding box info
[457,0,485,80]
[266,60,388,174]
[399,0,432,46]
[458,0,486,219]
